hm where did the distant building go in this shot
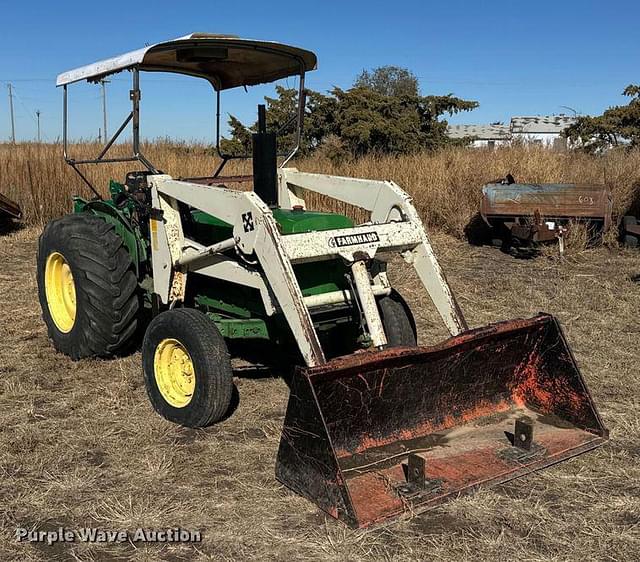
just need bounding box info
[446,124,511,148]
[447,115,578,149]
[509,115,577,149]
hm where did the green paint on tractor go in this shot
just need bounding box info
[190,207,353,299]
[271,208,354,233]
[190,207,353,237]
[74,182,355,338]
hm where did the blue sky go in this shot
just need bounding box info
[1,0,638,142]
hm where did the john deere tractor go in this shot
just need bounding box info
[38,34,608,528]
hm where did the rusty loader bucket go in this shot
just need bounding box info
[275,314,608,528]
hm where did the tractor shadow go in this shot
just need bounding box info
[228,340,297,385]
[223,340,301,422]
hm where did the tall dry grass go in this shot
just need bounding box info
[2,142,640,239]
[0,141,239,225]
[305,148,640,237]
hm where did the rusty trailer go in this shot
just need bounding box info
[480,180,612,247]
[0,192,21,221]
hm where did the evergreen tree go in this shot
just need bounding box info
[221,68,477,158]
[565,85,640,151]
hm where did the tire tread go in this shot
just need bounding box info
[378,290,417,347]
[37,213,140,359]
[142,308,233,427]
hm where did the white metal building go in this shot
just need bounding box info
[509,115,577,149]
[448,115,578,149]
[446,124,511,148]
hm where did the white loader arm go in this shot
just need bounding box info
[148,175,326,367]
[146,169,466,369]
[278,169,468,335]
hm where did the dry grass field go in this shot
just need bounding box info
[2,142,640,236]
[0,144,639,560]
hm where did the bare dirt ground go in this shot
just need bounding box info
[0,226,638,561]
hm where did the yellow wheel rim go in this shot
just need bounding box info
[154,338,196,408]
[44,252,77,333]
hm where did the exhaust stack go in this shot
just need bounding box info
[252,104,278,207]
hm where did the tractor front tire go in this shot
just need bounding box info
[142,308,233,428]
[378,289,417,347]
[37,213,140,359]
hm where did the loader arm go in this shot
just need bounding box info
[147,175,326,367]
[278,169,468,335]
[147,170,468,367]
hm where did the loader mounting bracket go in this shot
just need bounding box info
[514,417,534,450]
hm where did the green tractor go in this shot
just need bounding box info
[38,34,608,528]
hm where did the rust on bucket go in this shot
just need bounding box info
[275,314,608,528]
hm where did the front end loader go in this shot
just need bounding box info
[37,34,608,528]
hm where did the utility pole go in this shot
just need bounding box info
[98,127,102,144]
[36,110,41,142]
[100,79,109,141]
[7,83,15,143]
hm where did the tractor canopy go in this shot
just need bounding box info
[57,33,317,185]
[56,33,317,89]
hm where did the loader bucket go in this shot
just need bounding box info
[275,314,608,528]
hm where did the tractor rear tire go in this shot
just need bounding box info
[37,213,140,359]
[142,308,233,428]
[378,289,417,347]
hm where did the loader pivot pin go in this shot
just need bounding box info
[514,418,534,451]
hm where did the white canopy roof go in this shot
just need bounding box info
[56,33,317,89]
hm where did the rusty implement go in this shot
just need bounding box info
[0,192,21,221]
[276,314,608,528]
[480,182,612,244]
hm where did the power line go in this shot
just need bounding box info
[11,86,39,125]
[7,84,49,141]
[0,78,53,83]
